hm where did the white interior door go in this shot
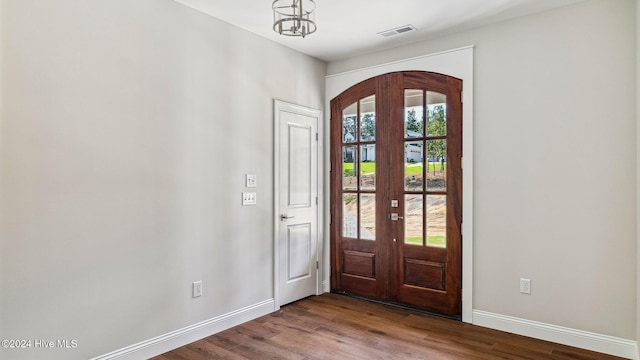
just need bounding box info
[275,100,320,307]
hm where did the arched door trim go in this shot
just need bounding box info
[324,46,474,322]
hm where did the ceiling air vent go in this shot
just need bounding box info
[378,25,416,38]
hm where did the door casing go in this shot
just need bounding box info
[324,46,474,322]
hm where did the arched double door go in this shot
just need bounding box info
[330,71,462,317]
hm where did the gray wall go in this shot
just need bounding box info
[637,0,640,349]
[0,1,325,359]
[329,0,636,339]
[1,0,637,358]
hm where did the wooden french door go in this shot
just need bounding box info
[330,71,462,317]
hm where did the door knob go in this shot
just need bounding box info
[280,214,295,221]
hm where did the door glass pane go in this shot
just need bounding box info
[360,145,375,191]
[426,140,446,192]
[426,92,446,137]
[343,102,357,143]
[342,146,357,190]
[426,195,446,247]
[405,89,424,138]
[359,95,375,141]
[404,195,423,246]
[405,141,423,191]
[360,194,375,240]
[342,194,358,238]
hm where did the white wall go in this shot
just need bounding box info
[0,1,325,359]
[330,0,636,340]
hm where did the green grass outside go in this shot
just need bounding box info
[343,162,446,176]
[405,236,446,247]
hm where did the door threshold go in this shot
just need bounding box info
[331,291,462,321]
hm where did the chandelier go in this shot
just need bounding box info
[272,0,317,38]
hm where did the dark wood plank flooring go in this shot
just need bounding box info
[153,293,624,360]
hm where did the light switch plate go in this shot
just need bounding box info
[246,174,257,188]
[242,192,257,206]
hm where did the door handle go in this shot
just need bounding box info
[280,214,295,221]
[390,213,404,221]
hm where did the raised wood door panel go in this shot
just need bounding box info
[330,71,462,317]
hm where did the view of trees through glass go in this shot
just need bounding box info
[406,104,447,172]
[341,92,448,248]
[404,90,447,247]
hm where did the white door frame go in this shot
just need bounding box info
[273,99,323,310]
[325,46,474,322]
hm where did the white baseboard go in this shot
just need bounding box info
[90,299,275,360]
[473,310,638,360]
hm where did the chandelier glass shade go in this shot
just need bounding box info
[272,0,316,38]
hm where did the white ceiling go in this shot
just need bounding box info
[173,0,586,62]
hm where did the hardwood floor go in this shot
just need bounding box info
[153,293,624,360]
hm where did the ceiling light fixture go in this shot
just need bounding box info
[272,0,316,38]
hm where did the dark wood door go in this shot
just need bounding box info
[330,71,463,317]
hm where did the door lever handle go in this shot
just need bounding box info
[280,214,295,221]
[390,213,404,221]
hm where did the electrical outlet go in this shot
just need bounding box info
[520,278,531,294]
[193,281,202,298]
